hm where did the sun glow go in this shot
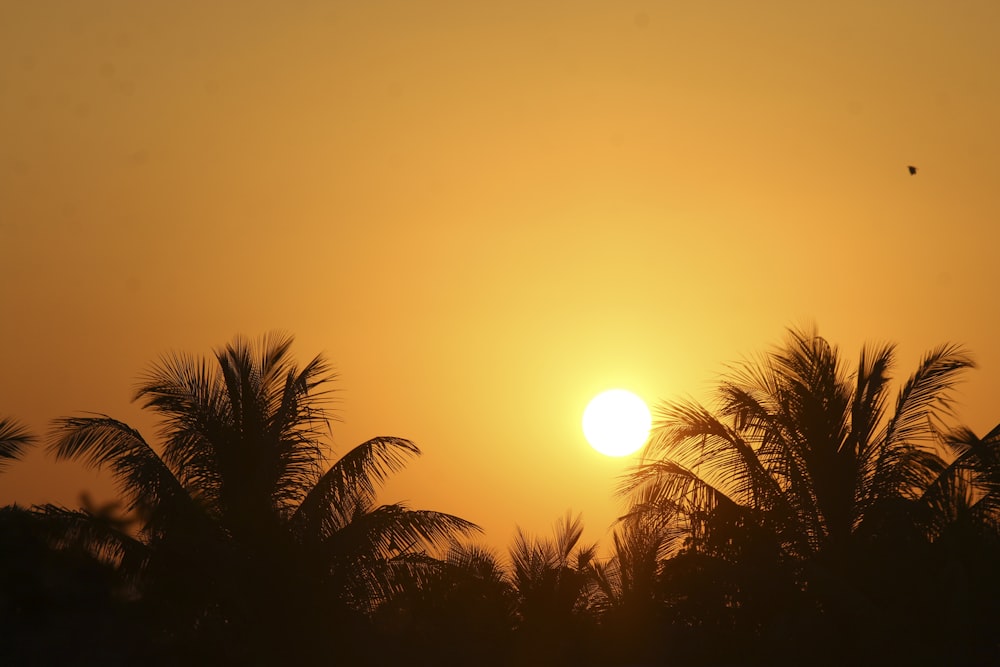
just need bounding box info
[582,389,652,457]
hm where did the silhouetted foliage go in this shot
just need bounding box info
[0,505,141,664]
[5,326,1000,665]
[588,516,674,665]
[0,417,35,471]
[919,424,1000,663]
[506,512,600,666]
[41,334,479,662]
[623,327,987,665]
[373,543,517,667]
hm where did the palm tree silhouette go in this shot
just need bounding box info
[588,515,672,665]
[508,512,598,666]
[373,542,517,667]
[918,424,1000,663]
[623,327,974,664]
[931,424,1000,540]
[46,333,479,662]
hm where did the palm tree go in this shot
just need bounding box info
[372,542,517,667]
[507,512,598,666]
[917,424,1000,663]
[930,424,1000,542]
[46,333,478,662]
[588,515,672,665]
[622,326,975,664]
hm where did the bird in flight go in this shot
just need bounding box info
[908,165,918,175]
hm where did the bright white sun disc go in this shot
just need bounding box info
[582,389,652,457]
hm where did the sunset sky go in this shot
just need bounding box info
[2,0,999,551]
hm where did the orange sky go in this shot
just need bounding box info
[2,0,999,552]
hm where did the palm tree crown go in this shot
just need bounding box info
[620,327,977,663]
[46,333,478,659]
[625,327,974,562]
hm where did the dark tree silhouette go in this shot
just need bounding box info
[0,504,147,665]
[7,328,1000,665]
[623,327,975,665]
[0,420,143,665]
[507,512,599,666]
[45,333,479,662]
[917,424,1000,663]
[588,515,673,665]
[373,542,517,667]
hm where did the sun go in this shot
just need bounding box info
[582,389,652,457]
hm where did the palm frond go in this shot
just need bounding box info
[552,511,592,566]
[289,436,422,539]
[884,343,974,450]
[507,514,599,622]
[948,423,1000,480]
[136,333,337,527]
[47,415,198,539]
[325,503,480,562]
[634,399,797,532]
[509,526,550,591]
[590,515,671,613]
[0,417,36,470]
[444,541,510,585]
[860,344,974,525]
[758,331,854,531]
[320,503,481,612]
[266,353,336,509]
[848,342,898,517]
[134,350,225,510]
[913,452,975,539]
[29,503,150,582]
[933,424,1000,531]
[850,341,895,460]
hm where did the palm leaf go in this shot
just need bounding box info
[29,503,150,583]
[136,334,336,528]
[289,436,422,539]
[323,502,480,563]
[444,541,510,585]
[849,342,895,461]
[134,351,226,512]
[267,353,337,507]
[320,502,480,612]
[884,343,974,450]
[0,417,36,471]
[47,415,199,540]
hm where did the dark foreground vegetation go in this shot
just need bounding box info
[2,329,999,666]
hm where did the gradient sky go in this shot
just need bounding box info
[3,0,999,551]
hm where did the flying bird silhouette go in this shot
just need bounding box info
[908,165,918,175]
